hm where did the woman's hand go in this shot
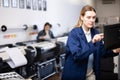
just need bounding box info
[39,36,45,39]
[112,48,120,53]
[92,33,104,43]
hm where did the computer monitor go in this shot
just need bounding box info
[104,23,120,50]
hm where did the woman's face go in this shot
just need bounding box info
[45,25,50,31]
[81,11,96,29]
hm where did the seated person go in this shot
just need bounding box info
[37,22,55,42]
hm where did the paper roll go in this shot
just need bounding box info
[6,47,27,68]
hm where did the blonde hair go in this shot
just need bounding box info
[75,5,96,27]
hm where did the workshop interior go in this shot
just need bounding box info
[0,0,120,80]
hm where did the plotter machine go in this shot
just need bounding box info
[0,44,36,80]
[0,37,67,80]
[15,39,66,80]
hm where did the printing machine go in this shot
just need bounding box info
[16,40,57,62]
[55,36,68,71]
[0,37,67,80]
[15,40,61,80]
[0,44,36,80]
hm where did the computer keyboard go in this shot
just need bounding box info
[0,71,25,80]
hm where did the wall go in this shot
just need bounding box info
[95,0,120,24]
[0,0,95,45]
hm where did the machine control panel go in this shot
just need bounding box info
[0,71,25,80]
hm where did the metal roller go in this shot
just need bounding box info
[1,24,28,32]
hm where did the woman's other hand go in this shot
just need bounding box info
[113,48,120,53]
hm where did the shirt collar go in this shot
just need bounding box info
[82,26,91,35]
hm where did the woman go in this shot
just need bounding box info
[61,5,120,80]
[37,22,55,42]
